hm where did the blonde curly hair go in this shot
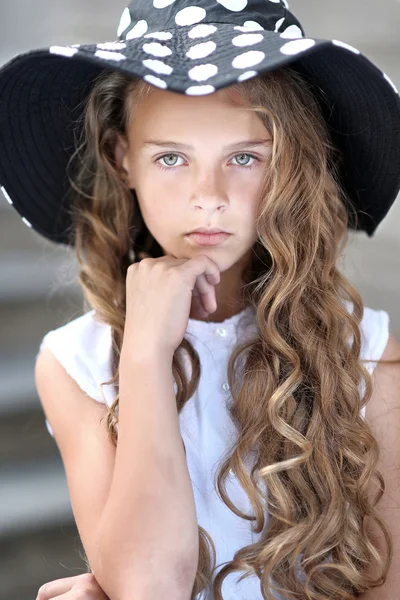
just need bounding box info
[67,66,398,599]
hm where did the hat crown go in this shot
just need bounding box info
[117,0,305,41]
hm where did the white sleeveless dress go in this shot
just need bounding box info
[38,303,390,600]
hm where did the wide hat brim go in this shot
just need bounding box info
[0,24,399,245]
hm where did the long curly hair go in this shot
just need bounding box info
[67,66,399,599]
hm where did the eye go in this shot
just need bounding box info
[231,153,258,168]
[157,153,185,169]
[156,152,260,171]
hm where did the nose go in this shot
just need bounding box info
[191,167,228,213]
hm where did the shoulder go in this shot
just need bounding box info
[37,310,114,407]
[40,310,111,350]
[39,310,113,370]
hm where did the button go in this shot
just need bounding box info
[215,327,227,337]
[221,382,230,392]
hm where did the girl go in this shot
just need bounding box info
[1,1,400,599]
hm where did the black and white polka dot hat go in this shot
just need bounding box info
[0,0,399,245]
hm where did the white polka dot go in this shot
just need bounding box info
[144,31,173,40]
[237,70,258,82]
[383,72,399,95]
[126,20,148,39]
[186,41,216,59]
[280,25,304,39]
[280,38,316,55]
[94,50,126,61]
[71,44,81,48]
[185,85,216,95]
[216,0,248,11]
[281,0,289,7]
[49,46,78,58]
[142,42,172,57]
[117,7,131,38]
[175,6,206,26]
[144,74,168,88]
[188,24,217,38]
[188,63,218,81]
[234,21,264,32]
[232,50,265,69]
[267,0,280,3]
[274,17,285,32]
[22,217,32,228]
[97,42,126,51]
[1,186,13,205]
[143,59,173,75]
[232,33,263,47]
[332,39,360,54]
[153,0,176,7]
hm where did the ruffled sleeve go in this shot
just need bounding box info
[37,310,116,437]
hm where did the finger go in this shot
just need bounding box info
[181,254,220,286]
[195,273,217,313]
[36,577,75,599]
[47,590,109,600]
[47,592,76,600]
[190,289,210,319]
[179,255,220,311]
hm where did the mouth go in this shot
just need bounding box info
[185,231,231,246]
[187,227,230,234]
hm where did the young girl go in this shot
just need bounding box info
[1,1,400,599]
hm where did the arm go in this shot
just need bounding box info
[35,347,199,600]
[359,333,400,599]
[94,352,199,600]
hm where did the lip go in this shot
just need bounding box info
[187,227,229,234]
[185,232,231,246]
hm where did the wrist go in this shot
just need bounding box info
[120,342,173,369]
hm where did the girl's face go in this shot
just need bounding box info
[116,86,272,274]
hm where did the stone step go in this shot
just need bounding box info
[0,195,54,253]
[0,520,86,600]
[0,455,73,539]
[0,351,61,464]
[0,250,80,302]
[0,295,83,358]
[0,353,39,415]
[0,403,58,465]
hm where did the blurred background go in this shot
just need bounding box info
[0,1,399,598]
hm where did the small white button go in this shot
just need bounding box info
[215,327,227,337]
[221,382,230,392]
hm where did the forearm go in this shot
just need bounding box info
[92,353,199,600]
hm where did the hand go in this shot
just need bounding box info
[36,573,109,600]
[122,251,220,358]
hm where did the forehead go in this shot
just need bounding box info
[128,86,259,136]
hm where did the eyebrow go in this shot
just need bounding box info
[142,138,272,151]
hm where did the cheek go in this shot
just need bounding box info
[138,190,178,233]
[235,179,262,212]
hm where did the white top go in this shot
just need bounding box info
[38,302,390,599]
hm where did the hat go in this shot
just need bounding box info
[0,0,399,245]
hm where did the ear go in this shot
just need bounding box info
[114,133,134,187]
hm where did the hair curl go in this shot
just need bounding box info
[67,66,399,599]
